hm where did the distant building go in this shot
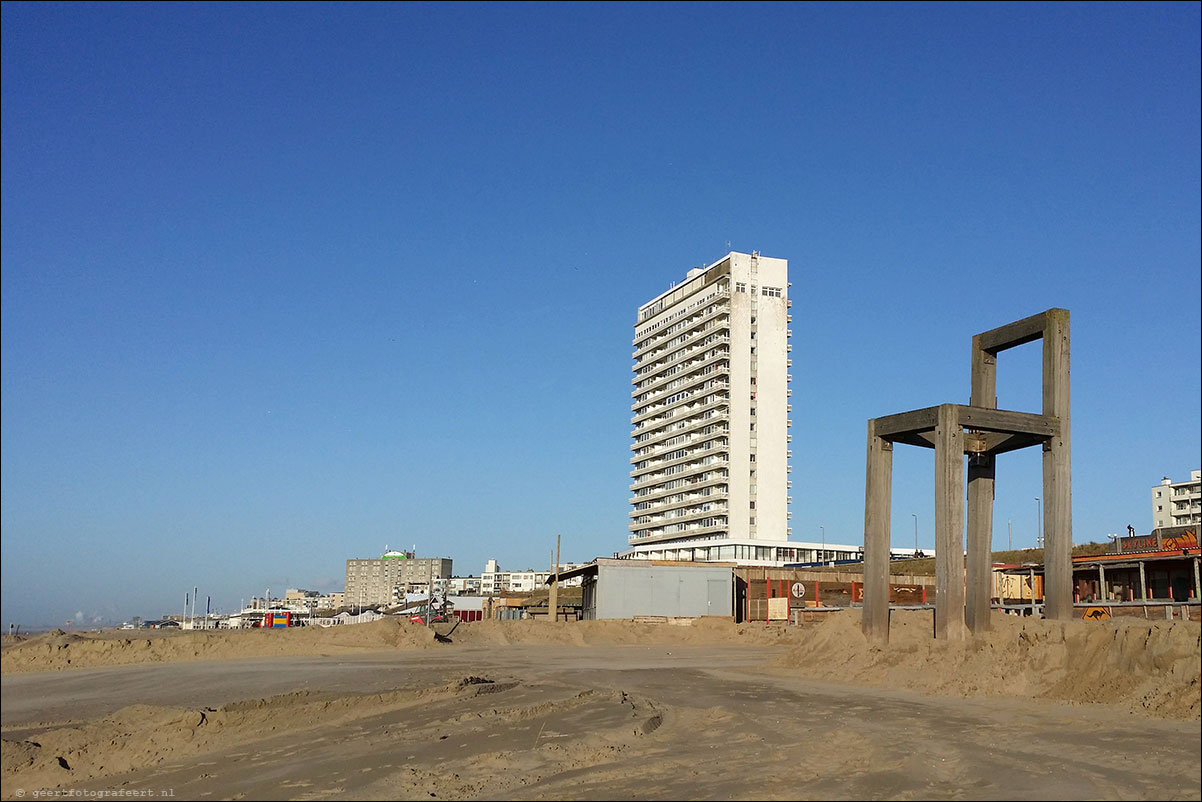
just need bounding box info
[1152,470,1201,529]
[284,588,321,606]
[283,589,346,611]
[480,558,586,595]
[444,576,482,596]
[345,550,453,607]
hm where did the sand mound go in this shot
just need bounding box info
[0,617,800,674]
[0,618,443,674]
[772,609,1201,719]
[5,615,1197,722]
[0,675,666,795]
[446,617,796,648]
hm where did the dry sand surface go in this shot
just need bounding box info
[2,611,1199,800]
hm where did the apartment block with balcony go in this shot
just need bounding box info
[626,251,794,563]
[480,559,586,595]
[344,550,453,608]
[1152,469,1201,530]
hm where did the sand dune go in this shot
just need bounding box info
[2,612,1199,800]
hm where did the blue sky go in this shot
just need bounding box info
[3,2,1199,628]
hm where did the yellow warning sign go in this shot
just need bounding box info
[1082,606,1111,621]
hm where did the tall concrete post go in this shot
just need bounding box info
[966,336,997,633]
[1042,309,1072,620]
[862,419,893,644]
[934,404,965,640]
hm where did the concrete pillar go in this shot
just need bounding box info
[1098,564,1106,601]
[1042,309,1072,620]
[966,336,997,634]
[966,455,995,633]
[862,418,893,644]
[1139,561,1148,600]
[934,404,965,640]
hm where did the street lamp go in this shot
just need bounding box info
[912,513,919,557]
[1035,497,1042,549]
[819,525,825,564]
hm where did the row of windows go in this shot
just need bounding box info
[634,300,730,355]
[633,391,730,430]
[634,470,729,497]
[634,404,725,440]
[633,425,730,460]
[633,437,729,472]
[634,486,727,512]
[635,331,729,377]
[633,502,725,525]
[634,383,730,419]
[635,345,728,389]
[635,360,727,404]
[636,282,727,332]
[634,345,730,391]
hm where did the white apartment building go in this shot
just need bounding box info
[1152,469,1201,529]
[480,559,586,595]
[443,576,483,596]
[626,251,801,564]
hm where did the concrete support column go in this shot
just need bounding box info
[862,419,893,644]
[966,336,997,634]
[934,404,965,641]
[966,454,995,633]
[1042,309,1072,620]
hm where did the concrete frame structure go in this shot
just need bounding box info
[628,251,792,560]
[862,309,1072,643]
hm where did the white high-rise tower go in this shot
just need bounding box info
[627,251,793,563]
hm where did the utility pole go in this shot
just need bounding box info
[1035,497,1042,549]
[912,513,919,557]
[426,559,434,627]
[1008,519,1012,552]
[548,534,561,623]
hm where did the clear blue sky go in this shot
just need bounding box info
[3,2,1199,629]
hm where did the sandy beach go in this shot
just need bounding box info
[2,611,1199,800]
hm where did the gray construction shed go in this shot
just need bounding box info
[554,559,734,620]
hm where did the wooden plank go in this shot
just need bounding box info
[967,333,996,636]
[978,432,1046,455]
[872,407,939,438]
[862,419,893,644]
[1042,308,1073,620]
[966,453,995,634]
[891,431,937,449]
[976,309,1064,353]
[934,405,965,641]
[956,406,1058,436]
[877,406,1057,442]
